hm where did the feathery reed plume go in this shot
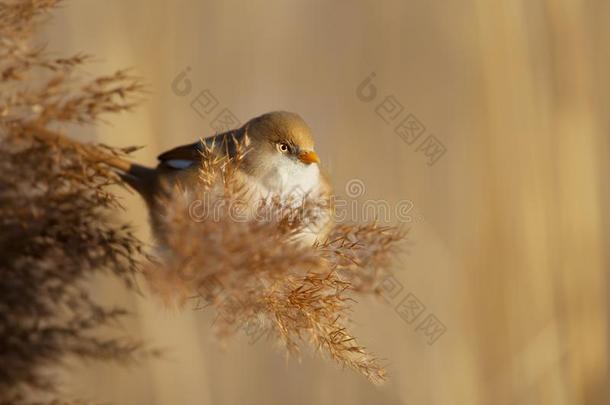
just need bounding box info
[0,1,149,403]
[146,140,406,384]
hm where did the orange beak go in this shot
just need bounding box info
[298,150,320,165]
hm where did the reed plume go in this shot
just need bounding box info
[0,1,148,403]
[145,142,405,384]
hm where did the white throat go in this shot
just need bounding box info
[253,155,321,198]
[241,156,326,246]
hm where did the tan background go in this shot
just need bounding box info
[42,0,609,404]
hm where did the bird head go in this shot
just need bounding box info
[244,111,319,165]
[240,111,322,193]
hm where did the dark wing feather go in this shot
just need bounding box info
[157,128,245,170]
[157,141,201,162]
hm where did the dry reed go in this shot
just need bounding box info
[145,141,406,384]
[0,1,149,403]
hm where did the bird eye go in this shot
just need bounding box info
[277,143,289,153]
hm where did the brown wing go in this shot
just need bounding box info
[157,141,201,162]
[157,129,245,170]
[156,141,202,170]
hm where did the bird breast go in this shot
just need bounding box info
[255,156,321,199]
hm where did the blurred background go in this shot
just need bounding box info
[41,0,609,404]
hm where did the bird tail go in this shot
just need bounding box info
[22,124,159,203]
[92,151,157,202]
[118,163,158,202]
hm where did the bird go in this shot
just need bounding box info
[119,111,333,245]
